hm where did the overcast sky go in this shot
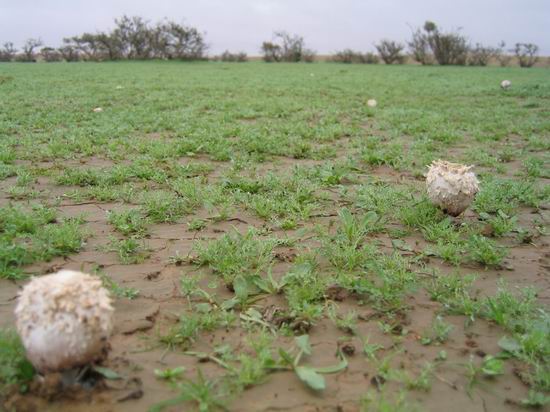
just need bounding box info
[0,0,549,55]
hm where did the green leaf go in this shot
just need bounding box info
[278,348,294,366]
[313,355,348,374]
[481,356,504,377]
[295,335,312,356]
[391,239,413,252]
[295,366,325,391]
[233,275,249,300]
[498,336,521,354]
[195,303,212,313]
[220,297,238,310]
[17,359,36,381]
[92,366,122,380]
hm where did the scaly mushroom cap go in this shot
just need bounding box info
[14,270,114,373]
[500,80,511,89]
[367,99,377,108]
[426,160,479,216]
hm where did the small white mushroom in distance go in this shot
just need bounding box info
[500,80,511,89]
[14,270,114,373]
[426,160,479,217]
[93,107,103,113]
[367,99,377,108]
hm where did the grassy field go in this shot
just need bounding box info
[0,61,549,411]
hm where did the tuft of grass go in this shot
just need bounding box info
[140,191,190,223]
[193,229,275,285]
[0,205,85,279]
[108,208,148,237]
[106,237,151,265]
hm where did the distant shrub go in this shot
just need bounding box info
[58,45,80,62]
[260,31,316,63]
[261,42,281,62]
[61,15,207,61]
[408,24,434,65]
[375,40,405,64]
[16,38,42,62]
[220,50,248,62]
[430,33,468,65]
[331,49,379,64]
[0,42,17,62]
[514,43,539,68]
[495,41,512,67]
[40,47,62,62]
[408,21,467,66]
[363,52,380,64]
[468,43,497,66]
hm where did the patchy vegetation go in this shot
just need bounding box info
[0,61,548,411]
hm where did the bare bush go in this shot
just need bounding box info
[261,31,315,63]
[375,40,405,64]
[468,43,497,66]
[514,43,539,68]
[40,47,62,62]
[220,50,248,62]
[0,42,17,62]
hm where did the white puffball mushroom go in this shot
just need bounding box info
[367,99,377,108]
[500,80,511,89]
[14,270,114,373]
[92,107,103,113]
[426,160,479,217]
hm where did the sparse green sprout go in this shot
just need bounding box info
[155,367,186,382]
[108,208,148,237]
[187,218,208,231]
[106,237,151,264]
[421,315,453,345]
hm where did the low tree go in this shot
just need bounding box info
[408,22,435,65]
[95,32,123,60]
[40,47,62,62]
[0,42,17,62]
[260,31,315,63]
[408,21,468,66]
[163,21,207,60]
[375,40,405,64]
[429,32,468,65]
[58,44,80,62]
[64,34,103,61]
[18,38,43,62]
[261,42,281,62]
[113,15,151,59]
[514,43,538,68]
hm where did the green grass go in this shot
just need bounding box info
[0,205,85,279]
[0,61,549,410]
[0,329,35,395]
